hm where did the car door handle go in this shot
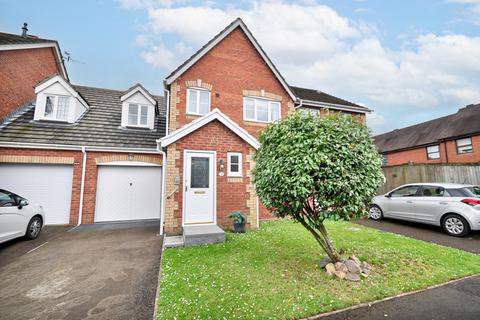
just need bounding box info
[406,200,414,203]
[439,202,448,205]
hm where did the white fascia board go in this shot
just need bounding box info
[0,43,69,80]
[159,108,260,149]
[0,141,159,153]
[35,75,89,110]
[300,99,371,114]
[165,19,297,102]
[121,86,156,105]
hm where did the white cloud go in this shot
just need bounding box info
[123,0,480,122]
[366,112,385,129]
[448,0,480,24]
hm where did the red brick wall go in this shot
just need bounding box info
[0,147,162,225]
[445,135,480,163]
[0,48,61,120]
[385,135,480,166]
[171,27,294,138]
[167,120,254,233]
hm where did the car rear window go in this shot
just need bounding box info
[446,187,479,198]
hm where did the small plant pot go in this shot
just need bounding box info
[233,222,246,233]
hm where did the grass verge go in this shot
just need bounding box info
[157,220,480,319]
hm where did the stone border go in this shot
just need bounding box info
[303,273,480,319]
[152,234,166,320]
[0,155,74,164]
[95,154,162,165]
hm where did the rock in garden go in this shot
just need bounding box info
[345,272,361,282]
[335,262,348,273]
[351,255,361,265]
[325,263,336,274]
[334,270,346,279]
[361,261,372,270]
[344,259,362,274]
[319,257,332,268]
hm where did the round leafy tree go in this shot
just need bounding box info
[253,112,383,263]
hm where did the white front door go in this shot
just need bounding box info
[184,151,215,225]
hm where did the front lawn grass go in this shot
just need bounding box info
[157,220,480,319]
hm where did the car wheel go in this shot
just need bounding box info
[369,205,383,220]
[442,214,470,237]
[25,216,42,240]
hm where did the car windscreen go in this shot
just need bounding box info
[446,187,479,198]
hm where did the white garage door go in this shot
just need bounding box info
[94,165,162,222]
[0,163,73,225]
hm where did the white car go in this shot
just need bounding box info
[0,189,45,244]
[369,183,480,237]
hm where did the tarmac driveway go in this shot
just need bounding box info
[355,218,480,254]
[0,221,163,320]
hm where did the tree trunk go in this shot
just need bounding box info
[294,215,342,263]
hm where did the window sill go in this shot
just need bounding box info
[227,174,243,178]
[186,112,208,117]
[38,117,69,123]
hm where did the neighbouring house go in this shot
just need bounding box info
[0,18,369,234]
[375,103,480,167]
[0,24,68,122]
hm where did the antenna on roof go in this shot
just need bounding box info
[21,22,28,38]
[63,51,85,64]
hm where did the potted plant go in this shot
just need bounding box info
[228,211,247,233]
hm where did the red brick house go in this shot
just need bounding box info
[158,18,369,234]
[375,104,480,167]
[0,18,369,236]
[0,25,68,121]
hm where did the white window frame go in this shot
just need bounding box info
[42,94,70,121]
[426,145,440,160]
[186,88,211,116]
[127,103,150,128]
[243,96,281,123]
[227,152,243,177]
[456,137,473,154]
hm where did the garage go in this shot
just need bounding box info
[0,163,73,225]
[94,164,162,222]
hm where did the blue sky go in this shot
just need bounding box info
[1,0,480,134]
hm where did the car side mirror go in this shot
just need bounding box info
[385,193,391,198]
[18,199,28,209]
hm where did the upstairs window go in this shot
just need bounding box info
[128,104,149,127]
[244,97,280,123]
[227,152,242,177]
[43,95,69,121]
[456,137,473,154]
[426,145,440,160]
[187,88,210,115]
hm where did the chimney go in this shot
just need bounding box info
[21,22,28,38]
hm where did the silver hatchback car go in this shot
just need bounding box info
[369,183,480,237]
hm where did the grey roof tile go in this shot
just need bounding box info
[375,104,480,153]
[290,86,368,110]
[0,85,166,149]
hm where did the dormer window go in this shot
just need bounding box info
[187,88,210,116]
[128,104,149,127]
[44,95,70,121]
[120,84,157,130]
[33,75,89,124]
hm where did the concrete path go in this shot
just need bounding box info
[318,275,480,320]
[0,222,162,320]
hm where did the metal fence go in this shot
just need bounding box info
[378,163,480,194]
